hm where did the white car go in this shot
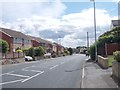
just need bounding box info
[25,56,33,61]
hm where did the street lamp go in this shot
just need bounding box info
[90,0,97,61]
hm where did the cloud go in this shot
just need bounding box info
[1,6,117,47]
[1,0,66,22]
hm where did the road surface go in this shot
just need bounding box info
[1,54,88,88]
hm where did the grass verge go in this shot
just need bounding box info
[107,55,115,67]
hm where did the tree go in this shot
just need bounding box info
[68,48,73,55]
[34,46,45,56]
[0,39,9,53]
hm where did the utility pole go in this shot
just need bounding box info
[90,0,97,61]
[87,32,89,52]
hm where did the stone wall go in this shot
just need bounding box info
[112,61,120,85]
[98,55,109,69]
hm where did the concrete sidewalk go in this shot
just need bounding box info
[81,60,119,88]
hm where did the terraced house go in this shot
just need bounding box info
[28,36,53,53]
[0,28,32,52]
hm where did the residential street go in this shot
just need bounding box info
[1,54,87,88]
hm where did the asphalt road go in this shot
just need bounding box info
[1,54,88,88]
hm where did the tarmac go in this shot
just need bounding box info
[81,59,120,89]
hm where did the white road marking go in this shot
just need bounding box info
[30,70,42,73]
[22,66,32,70]
[50,65,58,70]
[22,71,44,83]
[60,62,65,64]
[22,68,42,73]
[0,71,14,76]
[82,67,85,78]
[6,73,30,78]
[0,79,24,85]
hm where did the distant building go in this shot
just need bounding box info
[111,20,120,28]
[0,27,32,52]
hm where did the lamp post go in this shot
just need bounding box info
[90,0,97,61]
[87,32,89,53]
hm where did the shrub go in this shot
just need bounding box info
[113,51,120,62]
[64,50,70,55]
[90,44,96,60]
[28,47,35,57]
[23,48,29,56]
[0,39,9,53]
[16,49,23,53]
[34,46,45,56]
[16,47,22,52]
[68,48,73,55]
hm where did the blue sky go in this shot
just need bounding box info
[64,2,118,17]
[0,0,119,47]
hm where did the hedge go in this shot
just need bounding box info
[90,44,96,60]
[113,51,120,62]
[0,39,9,53]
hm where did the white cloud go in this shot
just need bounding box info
[1,0,66,22]
[1,7,117,48]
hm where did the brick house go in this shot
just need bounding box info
[28,36,53,53]
[53,43,64,54]
[0,28,32,52]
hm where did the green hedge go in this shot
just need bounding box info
[34,46,45,56]
[90,44,96,60]
[0,39,9,53]
[113,51,120,62]
[23,46,45,57]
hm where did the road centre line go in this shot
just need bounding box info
[6,73,30,78]
[0,79,24,85]
[50,65,58,70]
[22,71,44,83]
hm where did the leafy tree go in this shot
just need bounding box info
[0,39,9,53]
[68,48,73,55]
[34,46,45,56]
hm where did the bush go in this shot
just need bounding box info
[68,48,73,55]
[34,46,45,56]
[90,44,96,60]
[28,47,35,57]
[16,47,22,52]
[16,49,23,53]
[64,50,70,55]
[0,39,9,53]
[23,48,29,56]
[113,51,120,62]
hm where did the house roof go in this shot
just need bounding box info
[53,42,64,48]
[112,20,120,27]
[0,27,31,40]
[28,35,52,44]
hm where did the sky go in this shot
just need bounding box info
[0,0,119,48]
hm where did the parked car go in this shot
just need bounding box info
[44,53,51,58]
[25,56,33,61]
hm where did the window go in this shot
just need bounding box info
[13,37,22,43]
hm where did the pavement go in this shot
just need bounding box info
[81,59,119,88]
